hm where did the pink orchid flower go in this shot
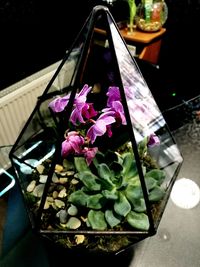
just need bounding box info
[48,95,70,113]
[49,84,97,125]
[70,102,98,126]
[82,147,98,165]
[86,111,116,144]
[103,86,126,125]
[61,131,84,157]
[148,133,160,147]
[106,86,121,107]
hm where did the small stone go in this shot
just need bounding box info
[55,199,65,209]
[58,188,67,198]
[47,196,54,203]
[68,204,78,216]
[59,171,68,177]
[52,191,58,198]
[66,171,75,176]
[66,217,81,229]
[39,175,48,183]
[37,200,49,209]
[36,164,45,174]
[74,173,79,178]
[59,178,68,184]
[71,178,79,185]
[52,174,59,183]
[32,184,45,197]
[27,180,36,192]
[59,209,68,224]
[55,164,63,173]
[44,200,50,209]
[75,235,85,245]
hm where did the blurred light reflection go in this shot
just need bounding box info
[170,178,200,209]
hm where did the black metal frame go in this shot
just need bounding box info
[9,5,183,252]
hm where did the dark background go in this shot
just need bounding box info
[0,0,200,111]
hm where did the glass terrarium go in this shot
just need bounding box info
[135,0,168,32]
[9,5,183,254]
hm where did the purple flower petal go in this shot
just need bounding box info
[49,95,70,112]
[82,103,98,119]
[83,147,98,165]
[148,133,160,147]
[102,101,126,126]
[62,140,74,157]
[49,84,92,114]
[112,101,126,125]
[77,84,92,99]
[61,131,85,157]
[87,112,116,144]
[70,102,86,125]
[106,86,121,107]
[70,102,98,125]
[69,85,96,125]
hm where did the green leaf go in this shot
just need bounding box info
[78,171,101,191]
[149,186,165,202]
[125,184,143,202]
[87,193,106,209]
[68,190,88,206]
[145,177,157,191]
[128,175,140,186]
[127,211,150,230]
[132,198,146,213]
[114,192,131,217]
[74,157,90,173]
[97,164,114,190]
[105,210,122,228]
[102,189,118,200]
[88,210,107,230]
[122,153,138,180]
[98,163,113,180]
[145,169,165,185]
[125,185,146,212]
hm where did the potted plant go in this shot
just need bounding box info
[9,5,183,254]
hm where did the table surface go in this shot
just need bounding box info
[95,27,166,44]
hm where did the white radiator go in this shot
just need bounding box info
[0,63,59,169]
[0,56,76,170]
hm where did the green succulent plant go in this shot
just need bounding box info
[68,149,165,231]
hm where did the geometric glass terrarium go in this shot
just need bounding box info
[9,5,183,254]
